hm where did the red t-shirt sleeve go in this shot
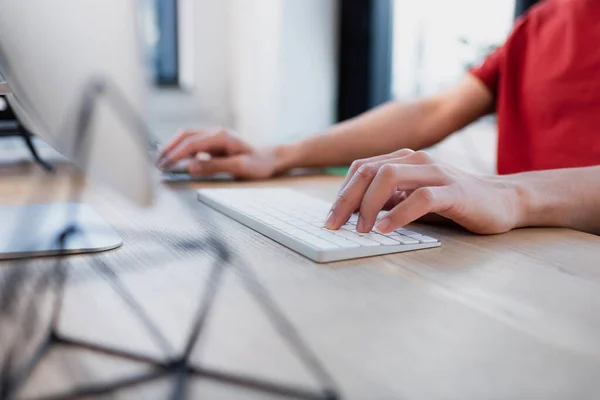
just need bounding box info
[468,8,541,94]
[468,45,505,94]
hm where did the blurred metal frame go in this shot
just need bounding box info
[336,0,393,123]
[0,77,342,400]
[0,92,55,172]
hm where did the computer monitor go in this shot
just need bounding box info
[0,0,158,260]
[0,0,155,206]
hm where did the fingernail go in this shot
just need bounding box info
[325,211,336,228]
[357,216,365,232]
[375,218,391,233]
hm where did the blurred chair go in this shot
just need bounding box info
[0,95,54,171]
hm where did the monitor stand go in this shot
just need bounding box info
[0,202,122,261]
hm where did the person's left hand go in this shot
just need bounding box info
[324,149,522,235]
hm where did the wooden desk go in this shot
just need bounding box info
[2,158,600,400]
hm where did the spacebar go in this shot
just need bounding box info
[281,229,338,250]
[331,229,381,246]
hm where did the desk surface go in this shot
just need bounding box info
[1,157,600,400]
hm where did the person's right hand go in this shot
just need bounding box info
[156,128,279,180]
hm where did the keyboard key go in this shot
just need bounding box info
[366,234,401,245]
[279,216,300,222]
[388,234,419,245]
[403,231,424,238]
[292,222,314,228]
[262,217,280,225]
[418,236,439,244]
[354,231,401,245]
[269,212,288,219]
[318,235,360,249]
[294,234,339,250]
[198,188,441,262]
[269,221,293,230]
[309,221,327,227]
[331,229,381,247]
[302,228,359,248]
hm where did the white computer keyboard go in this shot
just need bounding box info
[197,188,440,263]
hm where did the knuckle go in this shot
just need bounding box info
[231,157,245,171]
[214,128,232,141]
[187,136,204,151]
[215,128,235,148]
[416,187,435,205]
[384,209,402,224]
[414,150,433,164]
[349,159,366,173]
[176,128,193,137]
[394,148,415,157]
[356,163,378,180]
[335,191,351,207]
[215,127,229,135]
[431,164,454,184]
[181,137,197,154]
[358,201,372,218]
[173,129,187,139]
[377,164,397,180]
[430,163,445,176]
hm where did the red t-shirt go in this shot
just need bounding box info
[469,0,600,174]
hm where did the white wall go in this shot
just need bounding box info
[148,0,232,128]
[393,0,515,100]
[149,0,339,145]
[229,0,284,145]
[277,0,339,144]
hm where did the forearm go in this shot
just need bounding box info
[508,166,600,234]
[273,99,443,172]
[272,75,493,173]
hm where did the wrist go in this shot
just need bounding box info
[271,142,308,175]
[511,177,535,229]
[505,173,567,229]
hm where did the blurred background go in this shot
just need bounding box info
[139,0,524,175]
[2,0,536,175]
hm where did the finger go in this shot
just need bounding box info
[189,156,247,177]
[374,186,454,233]
[325,161,383,229]
[359,164,450,232]
[158,130,197,160]
[159,131,228,169]
[328,150,416,229]
[326,152,437,230]
[351,190,405,215]
[382,191,407,210]
[341,149,438,196]
[340,149,414,191]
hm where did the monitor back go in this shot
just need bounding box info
[0,0,155,205]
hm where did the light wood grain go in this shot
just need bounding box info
[1,153,600,400]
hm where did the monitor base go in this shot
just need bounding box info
[0,202,122,261]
